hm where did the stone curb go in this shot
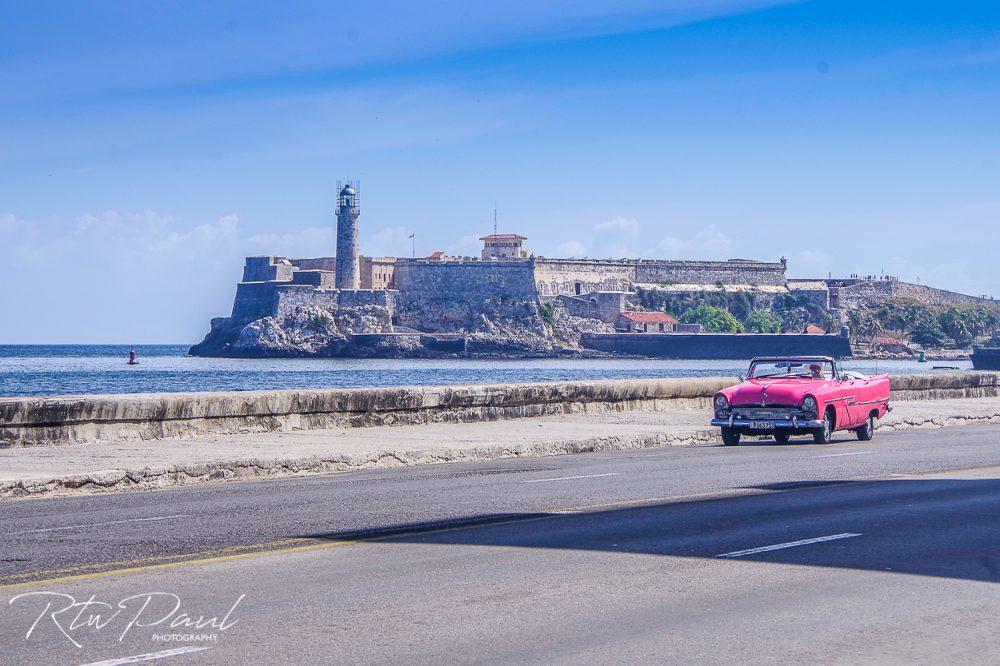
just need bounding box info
[4,408,1000,501]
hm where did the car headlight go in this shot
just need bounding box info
[802,396,817,412]
[714,394,729,410]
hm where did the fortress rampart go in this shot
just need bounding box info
[533,258,787,297]
[230,281,393,323]
[831,279,997,310]
[392,258,541,332]
[634,258,786,287]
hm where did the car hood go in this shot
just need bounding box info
[728,378,831,406]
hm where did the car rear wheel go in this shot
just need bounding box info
[721,427,741,446]
[856,415,875,441]
[813,411,833,444]
[773,432,790,444]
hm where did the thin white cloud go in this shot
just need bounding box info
[4,1,800,103]
[446,234,483,257]
[0,211,260,342]
[246,227,336,258]
[659,227,733,260]
[546,218,735,261]
[595,217,640,235]
[787,249,834,278]
[556,240,587,257]
[366,225,415,257]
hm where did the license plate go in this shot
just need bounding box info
[751,421,775,430]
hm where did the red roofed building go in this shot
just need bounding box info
[481,233,529,260]
[617,311,679,333]
[804,324,826,335]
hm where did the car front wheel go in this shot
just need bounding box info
[813,412,833,444]
[721,427,741,446]
[856,415,875,441]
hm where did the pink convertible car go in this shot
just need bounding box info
[711,356,891,446]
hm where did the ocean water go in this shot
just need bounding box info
[0,345,972,398]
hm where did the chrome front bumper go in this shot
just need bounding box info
[711,417,826,430]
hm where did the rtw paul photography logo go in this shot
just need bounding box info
[8,591,245,648]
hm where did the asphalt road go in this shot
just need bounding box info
[3,425,1000,664]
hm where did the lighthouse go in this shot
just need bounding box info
[335,182,361,290]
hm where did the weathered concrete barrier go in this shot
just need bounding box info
[0,378,729,448]
[890,371,1000,401]
[1,372,997,448]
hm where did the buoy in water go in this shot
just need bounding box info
[127,348,139,365]
[917,351,927,363]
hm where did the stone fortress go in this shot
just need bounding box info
[190,183,996,358]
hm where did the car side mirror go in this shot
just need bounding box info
[737,372,747,382]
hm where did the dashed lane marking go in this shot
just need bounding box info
[522,473,624,483]
[11,514,193,536]
[3,479,881,590]
[80,646,209,665]
[715,532,861,558]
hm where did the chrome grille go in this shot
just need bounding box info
[734,407,797,419]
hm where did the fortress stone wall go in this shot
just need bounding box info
[243,256,294,282]
[291,257,337,272]
[831,280,997,310]
[534,259,635,296]
[533,258,787,297]
[231,280,392,323]
[392,259,541,333]
[634,259,786,287]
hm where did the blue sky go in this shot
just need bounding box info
[2,1,1000,343]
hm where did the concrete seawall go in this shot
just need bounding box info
[2,372,999,448]
[580,332,853,359]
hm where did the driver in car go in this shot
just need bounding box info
[809,364,825,379]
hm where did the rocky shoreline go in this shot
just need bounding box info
[851,348,971,362]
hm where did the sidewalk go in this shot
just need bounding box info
[3,398,1000,499]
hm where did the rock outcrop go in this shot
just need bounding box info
[190,301,394,358]
[231,306,349,356]
[547,300,617,349]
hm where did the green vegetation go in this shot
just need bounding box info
[849,300,1000,348]
[938,306,996,346]
[908,314,948,347]
[308,312,335,330]
[680,304,744,333]
[770,292,830,333]
[634,287,828,334]
[632,285,1000,348]
[744,309,782,333]
[635,286,762,323]
[538,303,556,329]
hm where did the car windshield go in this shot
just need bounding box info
[748,360,835,380]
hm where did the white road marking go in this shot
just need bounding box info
[15,514,192,536]
[813,451,874,459]
[79,646,209,665]
[523,473,624,484]
[715,532,861,558]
